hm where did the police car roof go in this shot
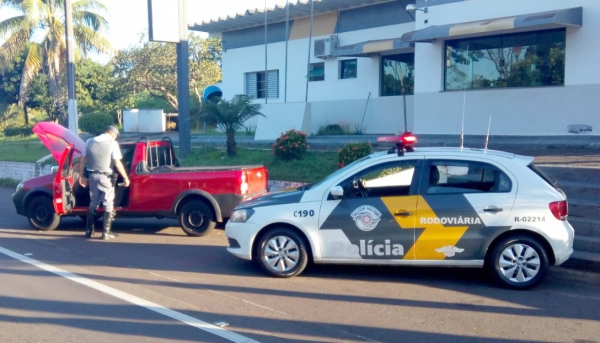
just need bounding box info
[372,146,534,164]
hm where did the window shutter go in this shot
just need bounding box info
[246,73,257,98]
[267,70,279,99]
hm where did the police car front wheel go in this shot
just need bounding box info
[488,235,549,290]
[255,228,308,278]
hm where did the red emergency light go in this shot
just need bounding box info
[377,132,417,156]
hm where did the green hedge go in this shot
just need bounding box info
[78,112,114,135]
[3,125,34,137]
[338,142,372,167]
[273,129,309,161]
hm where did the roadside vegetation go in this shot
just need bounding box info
[0,136,49,162]
[0,134,339,183]
[179,146,339,183]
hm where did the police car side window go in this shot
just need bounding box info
[427,161,511,194]
[340,160,417,198]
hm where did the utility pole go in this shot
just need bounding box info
[176,0,191,158]
[64,0,78,134]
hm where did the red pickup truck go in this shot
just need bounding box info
[12,122,268,236]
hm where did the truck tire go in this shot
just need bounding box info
[254,228,309,278]
[487,235,549,290]
[27,196,60,231]
[179,200,216,237]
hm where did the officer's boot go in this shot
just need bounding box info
[101,210,118,240]
[85,209,96,238]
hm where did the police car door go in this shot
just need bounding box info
[414,159,516,261]
[318,159,421,261]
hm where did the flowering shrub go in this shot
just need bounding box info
[338,142,372,168]
[273,129,309,161]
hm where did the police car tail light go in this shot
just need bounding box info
[549,200,568,220]
[240,171,248,195]
[377,132,417,156]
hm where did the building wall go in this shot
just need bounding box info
[413,0,600,136]
[213,0,600,137]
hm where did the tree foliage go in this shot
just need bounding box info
[0,0,111,124]
[112,34,222,113]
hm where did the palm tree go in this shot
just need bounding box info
[0,0,111,124]
[201,94,264,157]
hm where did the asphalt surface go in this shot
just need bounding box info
[2,187,600,343]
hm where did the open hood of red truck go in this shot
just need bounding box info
[33,122,85,163]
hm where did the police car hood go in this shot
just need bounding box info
[237,189,305,209]
[33,122,85,163]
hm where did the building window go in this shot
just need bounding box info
[444,28,566,90]
[309,62,325,82]
[381,54,414,96]
[245,70,279,99]
[339,59,357,79]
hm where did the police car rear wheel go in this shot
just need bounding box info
[489,235,549,290]
[256,228,308,278]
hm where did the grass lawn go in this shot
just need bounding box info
[179,146,339,183]
[0,136,51,163]
[0,134,339,183]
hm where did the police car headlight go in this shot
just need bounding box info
[229,209,255,223]
[15,181,24,193]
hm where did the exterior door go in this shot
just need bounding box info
[413,158,517,261]
[318,159,420,261]
[52,144,77,215]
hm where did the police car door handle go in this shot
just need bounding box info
[394,211,413,217]
[483,206,503,213]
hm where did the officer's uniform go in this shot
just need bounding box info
[83,129,123,239]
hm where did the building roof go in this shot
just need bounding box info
[189,0,398,33]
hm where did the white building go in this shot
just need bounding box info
[190,0,598,141]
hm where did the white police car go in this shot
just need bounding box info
[225,133,574,290]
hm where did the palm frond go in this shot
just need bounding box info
[73,25,112,55]
[0,15,28,37]
[73,10,108,32]
[0,28,30,63]
[72,0,109,13]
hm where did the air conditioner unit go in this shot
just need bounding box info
[314,35,338,58]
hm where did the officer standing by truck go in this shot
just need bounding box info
[78,126,130,240]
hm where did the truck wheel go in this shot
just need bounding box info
[179,200,216,237]
[487,235,549,290]
[255,228,308,278]
[27,197,60,231]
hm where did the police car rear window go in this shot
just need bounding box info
[528,163,558,189]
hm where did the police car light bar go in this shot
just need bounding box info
[377,132,417,156]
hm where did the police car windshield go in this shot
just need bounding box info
[309,154,377,189]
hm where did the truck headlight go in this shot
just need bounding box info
[15,181,24,193]
[229,209,255,223]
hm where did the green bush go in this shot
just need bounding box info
[79,112,114,135]
[3,124,34,137]
[317,123,350,135]
[272,129,309,161]
[338,141,372,167]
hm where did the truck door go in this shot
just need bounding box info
[52,144,77,215]
[318,159,421,261]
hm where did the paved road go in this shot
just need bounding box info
[1,187,599,343]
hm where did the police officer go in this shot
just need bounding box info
[78,126,130,240]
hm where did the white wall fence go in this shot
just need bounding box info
[0,161,53,182]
